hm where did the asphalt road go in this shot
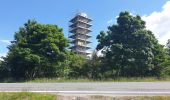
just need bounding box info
[0,82,170,96]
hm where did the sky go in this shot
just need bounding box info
[0,0,170,58]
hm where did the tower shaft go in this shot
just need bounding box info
[69,13,92,58]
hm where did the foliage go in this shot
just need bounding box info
[96,11,167,77]
[161,53,170,76]
[1,11,170,80]
[83,51,103,79]
[0,60,9,79]
[0,60,1,69]
[4,20,69,79]
[0,92,57,100]
[0,60,2,78]
[55,52,86,78]
[66,52,86,78]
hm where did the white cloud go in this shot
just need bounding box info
[107,16,118,24]
[0,40,11,44]
[0,53,6,60]
[142,1,170,45]
[107,19,114,24]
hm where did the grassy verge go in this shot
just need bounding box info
[90,96,170,100]
[0,93,170,100]
[21,76,170,83]
[1,77,170,83]
[0,92,57,100]
[124,96,170,100]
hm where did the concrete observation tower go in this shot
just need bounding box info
[69,13,92,58]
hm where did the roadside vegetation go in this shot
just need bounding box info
[0,92,57,100]
[1,77,170,83]
[90,96,170,100]
[23,76,170,83]
[0,93,170,100]
[93,96,170,100]
[0,11,170,82]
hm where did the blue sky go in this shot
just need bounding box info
[0,0,169,57]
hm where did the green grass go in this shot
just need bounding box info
[0,93,170,100]
[24,76,170,83]
[1,77,170,83]
[0,92,57,100]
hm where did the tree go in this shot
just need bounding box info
[0,60,2,78]
[5,20,69,79]
[53,51,86,78]
[82,51,103,79]
[96,11,165,77]
[0,60,1,66]
[161,39,170,76]
[0,60,9,79]
[66,52,86,78]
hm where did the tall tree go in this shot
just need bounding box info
[0,60,3,78]
[82,51,103,79]
[0,60,1,66]
[162,39,170,76]
[0,60,9,79]
[96,11,165,77]
[4,20,69,79]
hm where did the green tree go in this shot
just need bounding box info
[52,51,86,78]
[83,51,103,79]
[96,11,165,77]
[0,60,1,66]
[66,52,86,78]
[5,20,69,79]
[0,60,3,78]
[0,60,9,79]
[161,40,170,76]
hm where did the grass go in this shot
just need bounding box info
[60,95,170,100]
[1,77,170,83]
[0,93,170,100]
[0,92,57,100]
[21,76,170,83]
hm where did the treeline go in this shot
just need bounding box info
[0,11,170,80]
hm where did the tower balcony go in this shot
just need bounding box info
[69,14,92,23]
[69,20,92,28]
[69,45,91,50]
[69,33,91,39]
[71,48,91,55]
[71,39,91,44]
[69,26,92,33]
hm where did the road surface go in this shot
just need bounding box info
[0,82,170,96]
